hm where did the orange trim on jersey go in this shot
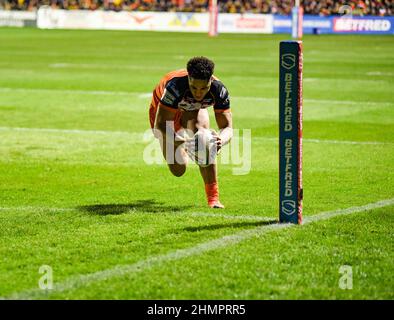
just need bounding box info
[153,69,188,103]
[214,108,231,113]
[159,69,188,88]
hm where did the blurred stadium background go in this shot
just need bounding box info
[0,0,393,300]
[1,0,392,16]
[0,0,392,34]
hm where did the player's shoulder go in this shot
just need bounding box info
[159,69,188,107]
[210,77,229,100]
[162,69,188,85]
[163,69,188,93]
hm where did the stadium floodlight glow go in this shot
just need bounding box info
[279,41,303,224]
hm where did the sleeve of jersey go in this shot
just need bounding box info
[159,84,180,113]
[213,84,231,113]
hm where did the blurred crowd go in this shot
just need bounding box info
[1,0,392,16]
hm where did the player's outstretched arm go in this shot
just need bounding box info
[154,106,176,135]
[214,111,233,151]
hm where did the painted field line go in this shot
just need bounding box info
[304,198,394,223]
[3,198,393,300]
[254,136,392,146]
[366,71,394,76]
[238,96,393,107]
[6,58,390,77]
[173,55,272,62]
[0,159,142,167]
[0,87,392,106]
[0,127,391,146]
[301,138,392,146]
[0,87,146,97]
[49,63,169,71]
[0,126,145,139]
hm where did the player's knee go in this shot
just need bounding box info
[168,164,186,177]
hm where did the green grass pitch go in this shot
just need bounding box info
[0,28,393,299]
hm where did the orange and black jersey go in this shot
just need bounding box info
[155,69,230,113]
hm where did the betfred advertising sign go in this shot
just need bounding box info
[274,14,394,35]
[333,17,392,33]
[219,14,273,33]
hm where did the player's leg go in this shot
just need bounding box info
[154,106,188,177]
[195,109,224,209]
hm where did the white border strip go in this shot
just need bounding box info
[3,197,393,300]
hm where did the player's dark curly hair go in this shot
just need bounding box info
[187,57,215,80]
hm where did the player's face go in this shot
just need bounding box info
[188,77,212,102]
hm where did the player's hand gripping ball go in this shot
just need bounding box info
[185,128,219,167]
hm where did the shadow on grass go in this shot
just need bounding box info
[183,219,278,232]
[77,199,192,215]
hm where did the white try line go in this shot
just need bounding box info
[0,126,391,146]
[3,198,394,300]
[0,87,392,106]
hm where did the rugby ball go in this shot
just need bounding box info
[187,128,218,167]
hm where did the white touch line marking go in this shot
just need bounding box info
[0,127,391,146]
[3,198,393,300]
